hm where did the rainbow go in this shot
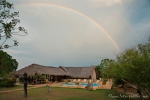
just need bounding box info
[17,3,120,51]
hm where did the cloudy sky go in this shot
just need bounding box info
[4,0,150,70]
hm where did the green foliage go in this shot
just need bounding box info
[95,58,114,79]
[0,77,16,87]
[0,77,8,87]
[5,77,16,87]
[39,75,45,80]
[0,50,18,77]
[101,37,150,97]
[0,0,27,49]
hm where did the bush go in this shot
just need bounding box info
[6,78,16,87]
[0,78,8,87]
[0,77,16,87]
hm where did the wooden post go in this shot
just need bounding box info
[23,72,28,97]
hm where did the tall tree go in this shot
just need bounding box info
[0,0,26,77]
[0,0,27,49]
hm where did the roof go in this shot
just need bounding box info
[15,64,95,79]
[60,66,95,79]
[15,64,69,76]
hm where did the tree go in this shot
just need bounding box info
[95,58,114,79]
[102,37,150,97]
[0,50,18,77]
[0,0,27,49]
[0,0,26,77]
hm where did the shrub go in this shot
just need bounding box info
[6,78,16,87]
[0,77,16,87]
[0,78,8,87]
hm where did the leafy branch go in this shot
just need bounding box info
[0,0,27,49]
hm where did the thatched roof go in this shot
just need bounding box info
[16,64,95,78]
[15,64,69,76]
[60,66,95,79]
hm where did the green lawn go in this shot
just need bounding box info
[0,86,139,100]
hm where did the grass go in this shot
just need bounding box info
[0,86,140,100]
[0,86,117,100]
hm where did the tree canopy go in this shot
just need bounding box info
[100,37,150,97]
[95,58,114,79]
[0,0,27,49]
[0,0,25,77]
[0,50,18,77]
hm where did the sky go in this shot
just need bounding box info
[3,0,150,70]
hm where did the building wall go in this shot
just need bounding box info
[92,68,96,82]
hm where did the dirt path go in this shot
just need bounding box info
[113,87,138,95]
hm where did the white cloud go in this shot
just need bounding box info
[88,0,136,7]
[89,0,123,7]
